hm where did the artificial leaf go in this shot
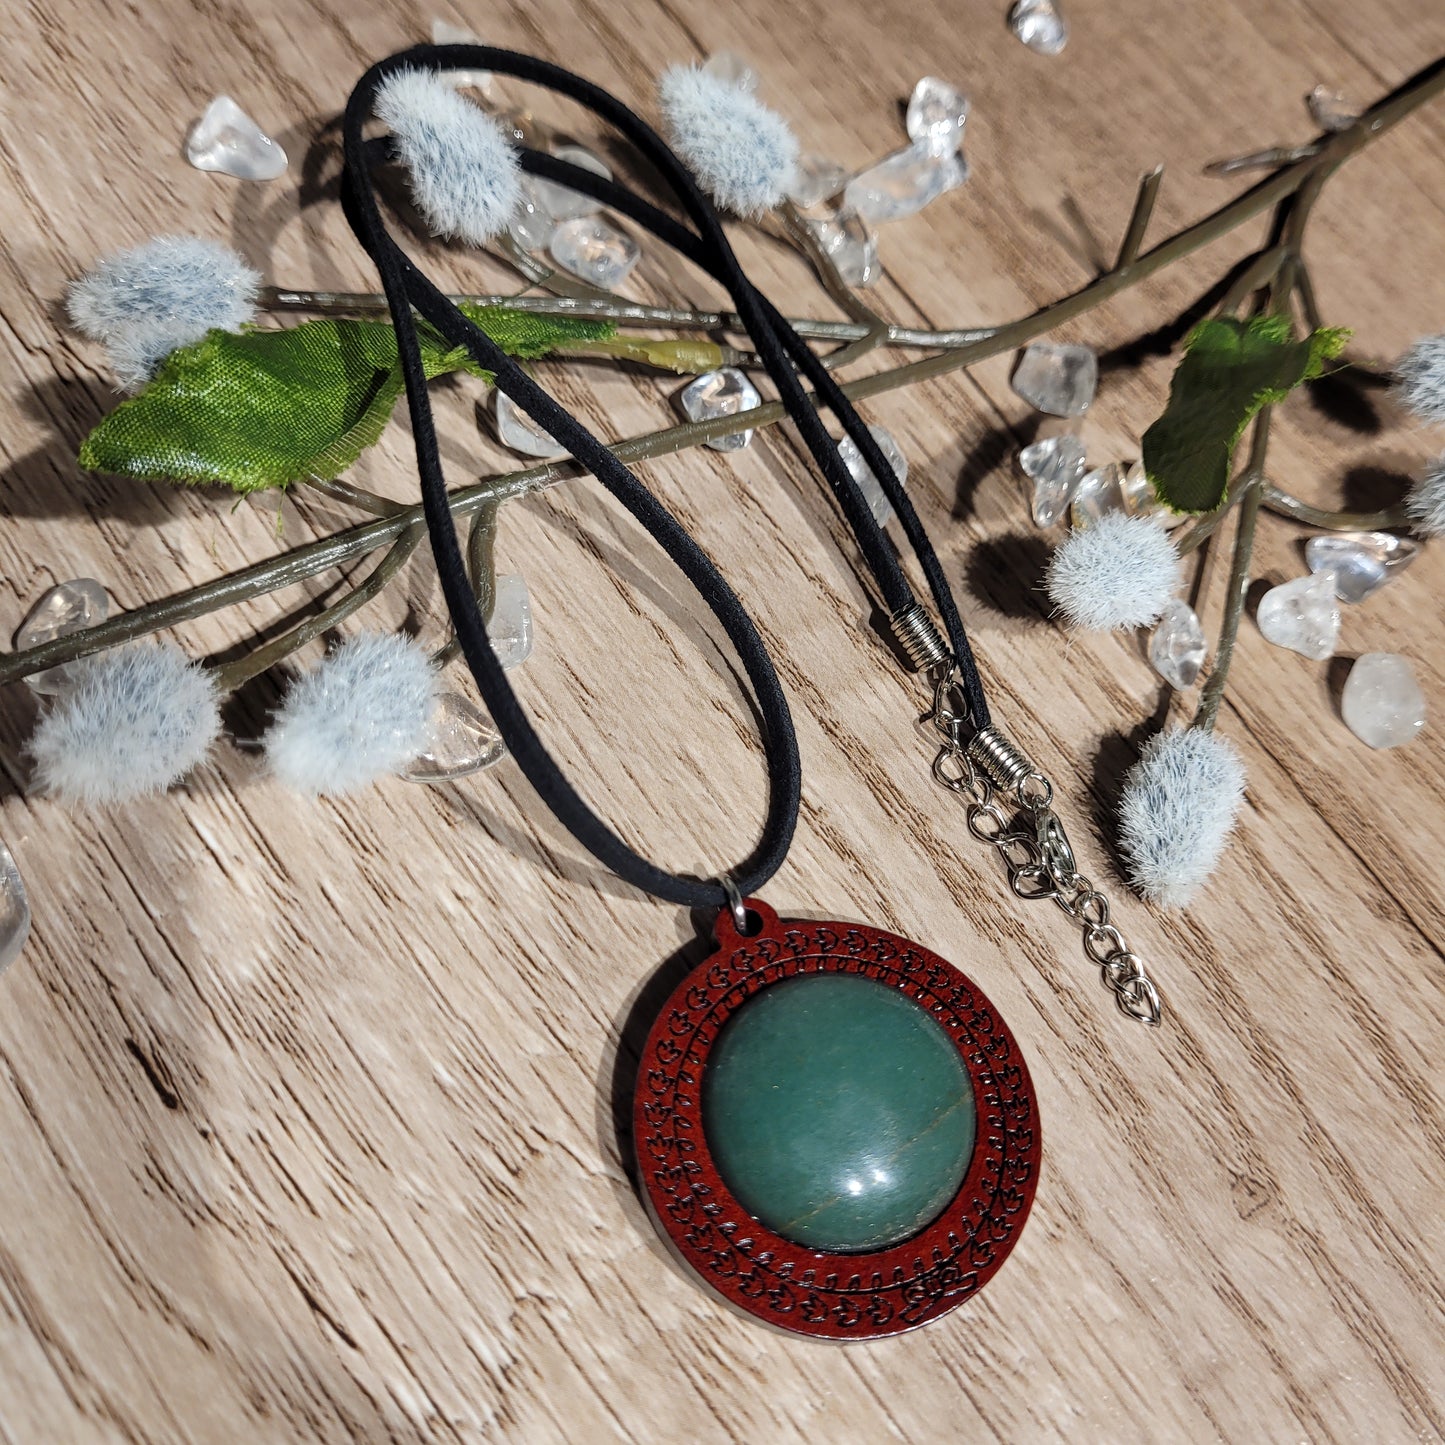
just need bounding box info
[1142,316,1349,513]
[78,308,616,494]
[460,303,712,373]
[79,319,477,493]
[455,302,616,358]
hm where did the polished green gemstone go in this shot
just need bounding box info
[702,973,975,1252]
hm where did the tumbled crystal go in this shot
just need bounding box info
[787,154,848,209]
[430,19,494,92]
[906,77,970,156]
[488,573,533,669]
[0,839,29,976]
[1305,531,1419,604]
[1149,599,1207,689]
[807,209,880,287]
[1070,463,1127,529]
[549,217,640,289]
[1018,434,1087,527]
[185,96,288,181]
[1012,342,1097,416]
[1120,459,1186,529]
[14,578,109,696]
[1341,652,1426,750]
[837,425,908,527]
[844,143,968,224]
[678,367,762,452]
[1256,570,1339,660]
[510,180,555,254]
[496,110,532,148]
[702,50,758,93]
[403,691,506,783]
[1307,84,1358,132]
[495,391,567,458]
[1009,0,1068,55]
[531,145,611,222]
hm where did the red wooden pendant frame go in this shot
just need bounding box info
[633,899,1041,1340]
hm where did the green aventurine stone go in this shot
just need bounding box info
[702,973,975,1252]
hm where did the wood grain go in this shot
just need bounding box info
[2,1,1444,1440]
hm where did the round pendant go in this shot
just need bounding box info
[633,899,1040,1340]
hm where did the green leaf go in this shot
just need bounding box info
[455,302,615,358]
[78,307,617,494]
[79,319,473,493]
[1142,316,1349,513]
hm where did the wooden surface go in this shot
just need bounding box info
[2,0,1444,1439]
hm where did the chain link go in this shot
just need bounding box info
[925,665,1163,1027]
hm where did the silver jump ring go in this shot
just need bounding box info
[718,874,749,934]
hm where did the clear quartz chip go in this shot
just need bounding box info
[1305,530,1419,604]
[806,209,880,287]
[1069,463,1127,529]
[702,51,758,93]
[1256,570,1340,660]
[403,690,506,782]
[1119,459,1186,528]
[0,839,29,975]
[787,155,849,209]
[488,573,533,669]
[1008,0,1068,55]
[185,96,288,181]
[1012,342,1098,416]
[510,180,555,254]
[14,577,109,696]
[844,143,969,224]
[1307,84,1358,132]
[678,367,763,452]
[495,391,568,458]
[1149,599,1208,689]
[430,19,494,92]
[906,77,970,156]
[1341,652,1426,749]
[1018,434,1087,526]
[531,145,612,222]
[549,217,640,289]
[837,425,908,527]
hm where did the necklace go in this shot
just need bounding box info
[343,43,1052,1338]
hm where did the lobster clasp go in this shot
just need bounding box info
[1033,804,1078,889]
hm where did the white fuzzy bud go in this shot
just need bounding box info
[266,633,437,796]
[1394,334,1445,425]
[1118,729,1246,908]
[1045,512,1182,631]
[375,68,521,246]
[66,236,259,390]
[1405,457,1445,537]
[29,645,221,804]
[658,65,798,215]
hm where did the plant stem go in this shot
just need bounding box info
[1115,166,1165,271]
[303,475,408,517]
[1192,408,1272,732]
[209,524,424,692]
[1260,485,1410,531]
[550,336,744,372]
[1217,246,1286,315]
[261,287,997,351]
[432,501,500,669]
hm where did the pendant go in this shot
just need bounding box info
[634,898,1040,1339]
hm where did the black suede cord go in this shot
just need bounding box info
[341,44,990,909]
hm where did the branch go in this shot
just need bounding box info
[1115,166,1164,270]
[6,56,1442,690]
[1192,408,1271,732]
